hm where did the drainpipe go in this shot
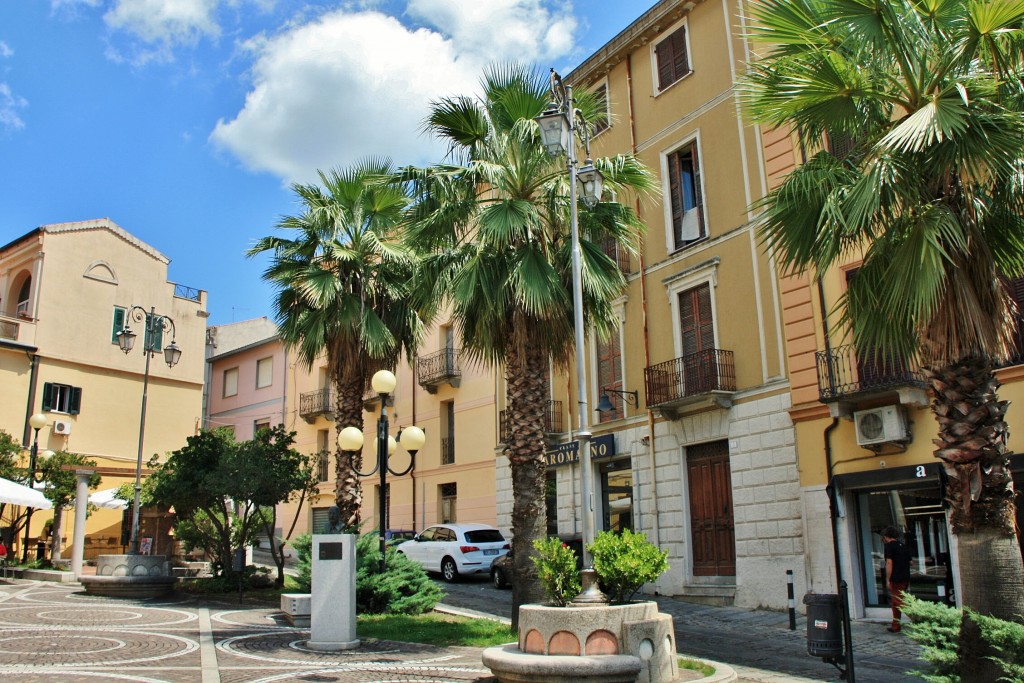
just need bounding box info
[625,53,661,547]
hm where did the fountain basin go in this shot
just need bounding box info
[79,554,176,598]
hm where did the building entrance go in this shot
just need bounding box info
[687,440,735,576]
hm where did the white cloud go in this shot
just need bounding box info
[0,83,27,132]
[210,1,578,183]
[210,10,477,182]
[103,0,221,46]
[407,0,576,63]
[0,42,12,59]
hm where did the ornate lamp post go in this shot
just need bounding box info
[534,69,605,563]
[116,305,182,555]
[21,412,53,563]
[338,369,425,572]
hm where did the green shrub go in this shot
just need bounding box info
[902,595,1024,683]
[531,537,581,606]
[587,529,668,604]
[290,532,441,614]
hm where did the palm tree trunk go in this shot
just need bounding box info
[506,330,552,628]
[334,369,366,531]
[927,356,1024,630]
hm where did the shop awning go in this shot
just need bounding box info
[0,477,53,509]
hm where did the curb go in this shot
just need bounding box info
[435,602,512,625]
[691,657,738,682]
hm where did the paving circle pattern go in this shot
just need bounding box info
[0,604,196,628]
[0,629,197,667]
[0,634,126,655]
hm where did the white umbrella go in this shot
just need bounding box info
[88,487,128,510]
[0,477,53,509]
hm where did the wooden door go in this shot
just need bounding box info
[679,284,717,393]
[687,440,735,576]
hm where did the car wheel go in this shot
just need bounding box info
[441,557,459,583]
[491,567,506,589]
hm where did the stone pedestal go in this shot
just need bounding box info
[307,534,358,651]
[79,554,176,598]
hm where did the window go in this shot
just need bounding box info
[317,429,330,482]
[112,307,126,344]
[440,483,457,524]
[16,277,31,318]
[223,368,238,397]
[655,24,691,91]
[597,329,624,422]
[41,382,82,414]
[680,283,714,357]
[253,419,270,434]
[668,142,705,249]
[591,83,609,136]
[600,459,633,533]
[441,401,455,465]
[256,357,273,389]
[546,471,558,536]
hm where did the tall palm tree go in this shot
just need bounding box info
[744,0,1024,675]
[248,159,423,530]
[404,64,655,622]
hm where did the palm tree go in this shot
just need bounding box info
[248,159,423,530]
[743,0,1024,675]
[404,64,655,622]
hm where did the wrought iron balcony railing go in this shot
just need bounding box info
[417,348,461,391]
[299,388,335,422]
[816,344,926,402]
[644,348,736,408]
[499,400,564,443]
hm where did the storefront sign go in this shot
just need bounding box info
[545,434,616,468]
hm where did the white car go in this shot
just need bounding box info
[396,523,509,582]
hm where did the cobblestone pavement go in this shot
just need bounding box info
[0,580,494,683]
[436,576,925,683]
[0,575,928,683]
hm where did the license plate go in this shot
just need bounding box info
[483,549,498,555]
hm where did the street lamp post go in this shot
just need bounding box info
[21,412,52,563]
[535,69,605,565]
[338,370,425,572]
[116,305,182,555]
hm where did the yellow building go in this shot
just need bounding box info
[498,0,799,609]
[0,219,208,560]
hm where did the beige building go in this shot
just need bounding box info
[0,219,207,560]
[499,0,800,610]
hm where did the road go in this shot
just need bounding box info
[433,574,924,683]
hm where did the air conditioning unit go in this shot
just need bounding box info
[53,420,72,435]
[854,406,908,447]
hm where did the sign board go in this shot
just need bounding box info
[139,537,152,555]
[319,542,345,561]
[545,433,616,468]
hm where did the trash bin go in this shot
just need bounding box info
[803,592,843,657]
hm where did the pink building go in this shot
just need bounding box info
[205,318,285,440]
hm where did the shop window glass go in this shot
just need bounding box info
[600,459,633,533]
[856,487,953,607]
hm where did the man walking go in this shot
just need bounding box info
[882,526,912,632]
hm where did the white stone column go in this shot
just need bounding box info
[70,470,91,577]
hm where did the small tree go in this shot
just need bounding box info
[0,430,29,546]
[150,426,310,579]
[531,537,581,606]
[38,451,101,561]
[588,529,669,604]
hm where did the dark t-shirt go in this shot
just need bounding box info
[884,539,912,584]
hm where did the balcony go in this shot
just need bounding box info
[499,400,564,444]
[644,348,736,418]
[0,313,35,348]
[299,388,335,423]
[816,344,927,415]
[417,348,462,393]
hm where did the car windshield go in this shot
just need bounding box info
[464,529,504,543]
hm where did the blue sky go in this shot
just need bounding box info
[0,0,653,326]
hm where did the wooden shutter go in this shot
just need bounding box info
[668,151,683,244]
[680,283,714,356]
[41,382,53,411]
[656,26,689,91]
[70,387,82,414]
[111,307,125,344]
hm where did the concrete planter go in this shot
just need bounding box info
[483,601,678,683]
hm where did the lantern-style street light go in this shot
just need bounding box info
[534,69,605,564]
[338,369,425,572]
[21,412,53,563]
[117,305,181,555]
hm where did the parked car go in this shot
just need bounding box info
[490,536,583,590]
[395,523,509,582]
[384,529,416,546]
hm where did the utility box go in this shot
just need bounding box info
[804,593,843,657]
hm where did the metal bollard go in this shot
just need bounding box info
[787,569,796,630]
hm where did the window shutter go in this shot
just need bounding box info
[680,290,698,356]
[680,283,713,356]
[656,38,674,91]
[41,382,53,411]
[671,28,689,79]
[111,307,125,344]
[70,387,83,415]
[691,144,704,235]
[668,152,683,243]
[697,284,714,350]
